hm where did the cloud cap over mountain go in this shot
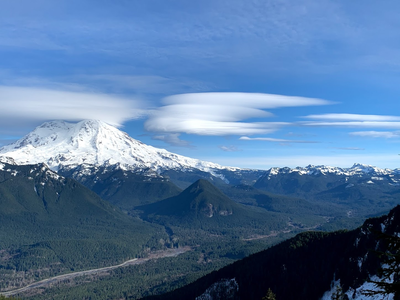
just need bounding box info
[0,86,145,128]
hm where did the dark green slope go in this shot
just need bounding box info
[0,162,164,282]
[159,169,230,190]
[60,166,182,210]
[254,171,400,217]
[138,180,297,234]
[144,205,400,300]
[315,182,400,214]
[218,184,363,231]
[141,179,242,217]
[254,171,338,195]
[219,184,336,215]
[160,168,265,190]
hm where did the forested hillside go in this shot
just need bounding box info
[0,161,166,292]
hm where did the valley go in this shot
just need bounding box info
[1,246,192,297]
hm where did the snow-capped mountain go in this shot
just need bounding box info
[266,163,399,177]
[0,120,237,176]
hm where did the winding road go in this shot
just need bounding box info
[1,246,192,297]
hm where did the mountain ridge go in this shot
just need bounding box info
[1,120,398,181]
[265,163,400,177]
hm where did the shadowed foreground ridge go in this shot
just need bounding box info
[143,205,400,300]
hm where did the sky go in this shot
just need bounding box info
[1,0,400,170]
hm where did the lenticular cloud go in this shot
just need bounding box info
[145,92,332,136]
[0,86,144,127]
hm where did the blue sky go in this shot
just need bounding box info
[1,0,400,169]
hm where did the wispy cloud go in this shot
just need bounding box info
[163,92,333,108]
[285,132,315,137]
[0,74,214,101]
[239,136,318,143]
[73,75,213,95]
[0,86,145,128]
[350,131,400,138]
[2,0,400,79]
[145,92,332,136]
[152,133,193,148]
[304,113,400,121]
[303,121,400,129]
[334,147,365,151]
[219,145,241,152]
[301,114,400,129]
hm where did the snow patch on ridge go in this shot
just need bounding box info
[196,278,239,300]
[321,276,395,300]
[0,156,16,165]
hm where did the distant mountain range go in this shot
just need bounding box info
[254,163,400,218]
[1,120,399,184]
[0,119,240,178]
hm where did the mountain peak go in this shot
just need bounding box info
[0,119,128,170]
[349,163,387,173]
[0,120,231,175]
[189,179,216,189]
[184,179,226,197]
[140,179,239,219]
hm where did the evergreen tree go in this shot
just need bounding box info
[331,285,347,300]
[363,232,400,299]
[262,288,276,300]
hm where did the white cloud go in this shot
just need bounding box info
[240,136,317,143]
[152,133,193,148]
[349,131,400,138]
[0,86,145,128]
[145,92,332,136]
[302,121,400,129]
[301,114,400,130]
[334,147,365,151]
[163,92,333,108]
[219,145,241,152]
[304,113,400,121]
